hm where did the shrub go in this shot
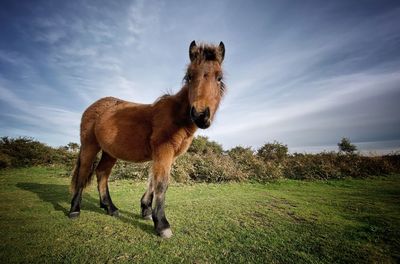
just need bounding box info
[228,146,282,181]
[2,135,400,183]
[1,137,53,167]
[188,136,223,155]
[338,137,357,154]
[257,141,288,162]
[66,142,80,153]
[283,152,400,180]
[171,154,195,183]
[188,152,247,182]
[0,151,12,168]
[357,156,393,177]
[382,154,400,173]
[110,151,247,183]
[284,153,339,180]
[228,146,255,169]
[52,146,77,169]
[0,136,77,169]
[111,161,150,181]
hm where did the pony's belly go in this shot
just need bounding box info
[111,148,152,162]
[99,135,152,162]
[95,118,152,162]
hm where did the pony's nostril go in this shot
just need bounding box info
[204,107,210,119]
[190,106,198,119]
[198,109,209,120]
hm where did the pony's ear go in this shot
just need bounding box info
[218,41,225,63]
[189,40,197,61]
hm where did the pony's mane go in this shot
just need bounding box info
[153,86,188,105]
[192,43,223,63]
[153,93,171,104]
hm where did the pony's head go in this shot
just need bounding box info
[185,41,226,129]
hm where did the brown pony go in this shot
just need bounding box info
[69,41,226,238]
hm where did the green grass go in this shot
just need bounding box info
[0,167,399,263]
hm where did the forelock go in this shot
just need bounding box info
[194,44,221,63]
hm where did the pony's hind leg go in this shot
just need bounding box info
[140,171,154,220]
[69,144,100,218]
[69,187,83,218]
[96,152,118,216]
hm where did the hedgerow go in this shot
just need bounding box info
[1,136,399,182]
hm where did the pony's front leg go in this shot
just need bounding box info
[151,146,174,238]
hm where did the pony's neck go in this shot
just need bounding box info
[172,85,197,134]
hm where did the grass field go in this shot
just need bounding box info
[0,167,399,263]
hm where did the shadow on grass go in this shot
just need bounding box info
[16,182,154,235]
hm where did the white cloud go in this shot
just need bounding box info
[1,0,399,153]
[0,83,80,143]
[127,0,161,35]
[209,71,400,138]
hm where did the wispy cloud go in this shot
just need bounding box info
[0,80,80,144]
[209,71,400,135]
[0,0,399,153]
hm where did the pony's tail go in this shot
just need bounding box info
[70,150,96,193]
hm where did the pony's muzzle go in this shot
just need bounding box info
[190,106,210,129]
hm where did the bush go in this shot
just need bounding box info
[0,151,12,168]
[228,146,282,181]
[188,152,247,182]
[188,136,223,155]
[333,154,387,178]
[284,153,343,180]
[1,135,400,183]
[338,137,357,154]
[110,152,247,183]
[111,161,150,181]
[382,154,400,173]
[257,141,288,162]
[171,154,195,183]
[0,136,75,168]
[356,156,393,177]
[283,152,400,180]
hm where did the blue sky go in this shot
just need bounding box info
[0,0,399,153]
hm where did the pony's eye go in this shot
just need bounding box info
[216,75,223,82]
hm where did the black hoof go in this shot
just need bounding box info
[100,203,108,210]
[143,214,152,220]
[109,209,119,217]
[141,207,152,219]
[69,211,80,219]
